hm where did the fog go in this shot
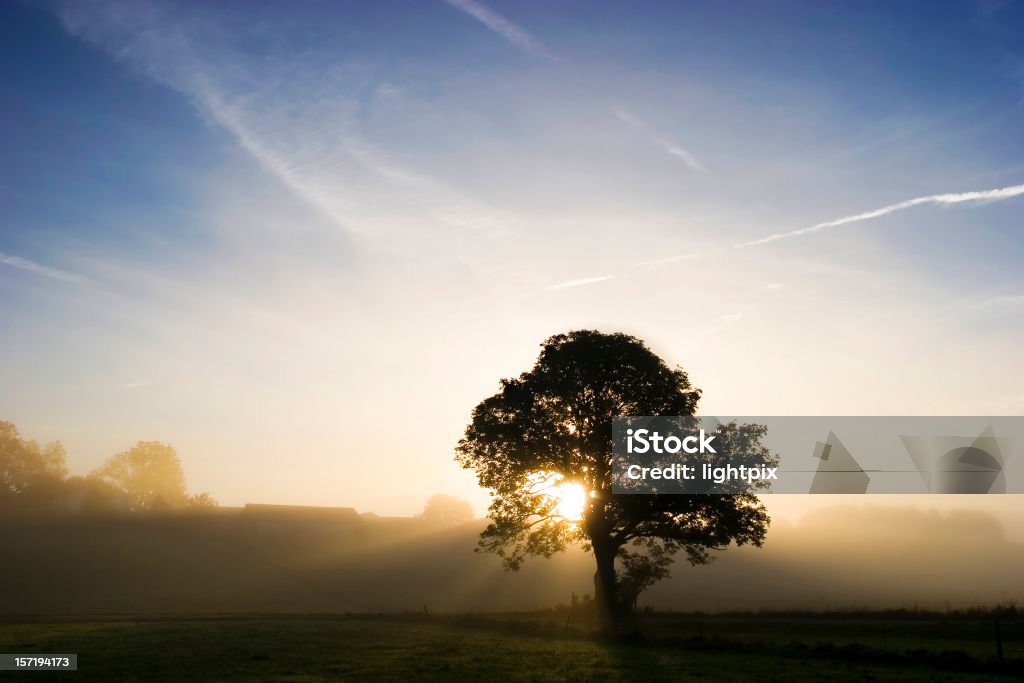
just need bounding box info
[1,503,1019,615]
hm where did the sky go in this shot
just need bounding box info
[2,0,1024,519]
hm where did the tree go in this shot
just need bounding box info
[187,492,219,508]
[456,330,775,631]
[61,475,132,514]
[419,493,475,527]
[0,420,68,511]
[616,544,673,612]
[92,441,187,511]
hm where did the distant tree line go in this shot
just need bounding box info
[0,420,217,515]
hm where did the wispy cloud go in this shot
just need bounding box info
[613,107,708,174]
[656,139,707,173]
[611,108,644,128]
[54,3,503,241]
[442,0,559,62]
[0,252,83,283]
[539,252,699,294]
[545,275,614,291]
[532,251,699,296]
[736,182,1024,248]
[969,293,1024,310]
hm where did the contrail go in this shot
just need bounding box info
[442,0,559,61]
[736,182,1024,248]
[54,5,502,238]
[0,252,83,283]
[658,139,708,174]
[613,108,707,174]
[546,275,614,291]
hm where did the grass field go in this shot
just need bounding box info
[1,614,1020,682]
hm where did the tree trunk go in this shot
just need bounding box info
[592,540,619,635]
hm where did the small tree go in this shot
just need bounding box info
[187,492,219,508]
[93,441,187,511]
[616,544,673,612]
[456,330,774,631]
[419,493,475,527]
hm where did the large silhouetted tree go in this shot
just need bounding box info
[456,330,774,631]
[93,441,188,511]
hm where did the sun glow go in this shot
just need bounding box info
[549,481,587,522]
[526,472,588,523]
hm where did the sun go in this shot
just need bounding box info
[547,481,587,523]
[525,472,589,523]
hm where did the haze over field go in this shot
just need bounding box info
[1,504,1020,614]
[2,0,1024,538]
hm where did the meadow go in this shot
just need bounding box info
[1,613,1020,682]
[1,510,1021,680]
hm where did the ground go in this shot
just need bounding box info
[0,615,1019,682]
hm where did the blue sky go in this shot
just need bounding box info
[2,0,1024,514]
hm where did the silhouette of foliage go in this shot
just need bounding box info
[456,330,774,630]
[616,542,673,612]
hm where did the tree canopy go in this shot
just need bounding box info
[187,492,220,508]
[456,330,775,628]
[92,441,188,511]
[0,420,68,511]
[2,420,212,515]
[419,493,475,527]
[1,420,68,493]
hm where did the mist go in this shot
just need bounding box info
[1,503,1018,615]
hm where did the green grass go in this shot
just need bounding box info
[0,616,1017,682]
[632,613,1024,661]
